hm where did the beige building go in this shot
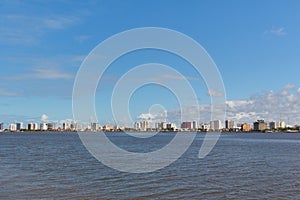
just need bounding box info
[253,120,267,131]
[241,124,251,132]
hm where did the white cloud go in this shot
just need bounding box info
[207,90,224,97]
[137,111,168,121]
[226,100,253,109]
[138,85,300,126]
[138,113,155,120]
[41,114,49,121]
[226,86,300,125]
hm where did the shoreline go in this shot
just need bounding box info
[1,130,300,134]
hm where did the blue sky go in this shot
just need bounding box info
[1,0,300,127]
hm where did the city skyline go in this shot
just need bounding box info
[0,117,296,132]
[1,1,300,126]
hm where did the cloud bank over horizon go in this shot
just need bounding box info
[136,84,300,126]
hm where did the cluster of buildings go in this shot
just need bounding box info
[0,121,126,132]
[134,121,177,132]
[0,119,298,133]
[0,122,79,132]
[133,119,297,132]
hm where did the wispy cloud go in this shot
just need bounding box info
[43,16,79,29]
[4,68,74,80]
[2,54,85,67]
[0,53,85,98]
[0,14,80,45]
[284,83,295,90]
[31,68,74,79]
[265,27,287,36]
[0,88,19,97]
[162,74,200,81]
[0,54,84,74]
[74,35,92,43]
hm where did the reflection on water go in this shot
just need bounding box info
[0,132,300,199]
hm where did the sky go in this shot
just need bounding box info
[1,0,300,127]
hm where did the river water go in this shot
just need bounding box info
[1,132,300,199]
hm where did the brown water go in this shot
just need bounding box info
[1,132,300,199]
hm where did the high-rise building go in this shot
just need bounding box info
[9,124,17,131]
[155,122,167,130]
[40,123,48,131]
[62,122,69,130]
[16,122,23,131]
[33,123,39,130]
[134,121,150,131]
[269,122,276,130]
[141,121,150,131]
[225,120,234,129]
[0,123,4,131]
[155,122,160,130]
[47,123,57,131]
[27,123,33,131]
[70,122,78,131]
[253,120,267,131]
[192,121,198,130]
[210,120,223,131]
[135,122,141,130]
[181,122,192,130]
[91,122,100,131]
[166,123,177,130]
[161,122,167,130]
[276,121,286,129]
